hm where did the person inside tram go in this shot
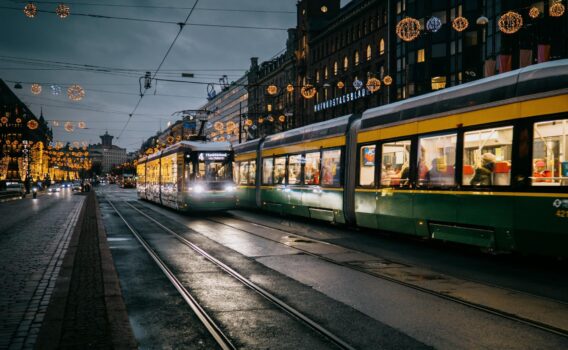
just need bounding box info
[275,168,286,184]
[470,152,496,186]
[417,146,430,181]
[533,160,552,182]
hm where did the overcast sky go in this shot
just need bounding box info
[1,0,350,151]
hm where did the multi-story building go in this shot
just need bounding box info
[89,132,127,174]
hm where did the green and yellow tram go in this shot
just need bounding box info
[234,60,568,257]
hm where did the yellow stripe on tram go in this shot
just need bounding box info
[354,188,568,198]
[261,136,345,157]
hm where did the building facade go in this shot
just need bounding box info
[89,132,127,174]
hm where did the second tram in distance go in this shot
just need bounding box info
[137,140,236,211]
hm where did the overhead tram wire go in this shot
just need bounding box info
[0,6,289,30]
[117,0,200,141]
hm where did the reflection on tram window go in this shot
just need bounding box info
[305,152,321,185]
[463,126,513,186]
[196,152,231,181]
[249,161,256,185]
[359,145,375,187]
[274,156,287,184]
[238,161,256,185]
[288,155,303,185]
[417,133,457,187]
[380,140,411,187]
[321,149,342,186]
[262,158,273,184]
[532,119,568,186]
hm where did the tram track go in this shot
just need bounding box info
[106,198,356,350]
[128,204,568,340]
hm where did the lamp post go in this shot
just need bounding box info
[477,16,489,77]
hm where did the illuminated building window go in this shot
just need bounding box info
[431,76,447,90]
[324,66,329,79]
[354,51,360,66]
[417,49,425,63]
[366,45,372,60]
[379,38,385,55]
[343,56,349,71]
[267,104,272,112]
[316,70,320,83]
[334,61,339,75]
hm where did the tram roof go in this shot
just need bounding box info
[233,138,260,154]
[263,114,356,149]
[361,59,568,131]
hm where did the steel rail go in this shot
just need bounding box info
[105,198,236,350]
[196,213,568,339]
[124,201,356,350]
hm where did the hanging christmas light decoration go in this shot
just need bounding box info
[550,2,565,17]
[266,85,278,95]
[56,3,70,18]
[31,83,42,95]
[27,119,39,130]
[498,11,523,34]
[24,3,37,18]
[77,121,86,129]
[52,120,60,127]
[245,119,253,126]
[286,84,294,93]
[366,77,381,93]
[300,84,317,99]
[73,141,80,148]
[529,7,540,19]
[16,117,22,123]
[426,16,442,32]
[176,135,181,142]
[167,135,174,144]
[64,121,74,132]
[383,75,393,86]
[278,115,286,123]
[226,121,236,132]
[50,84,62,95]
[353,79,363,90]
[67,84,85,101]
[213,121,224,131]
[337,81,345,89]
[396,17,421,42]
[1,116,8,124]
[267,115,274,123]
[452,16,469,32]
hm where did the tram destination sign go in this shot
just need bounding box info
[199,152,229,161]
[314,88,371,112]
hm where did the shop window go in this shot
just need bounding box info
[288,154,303,185]
[305,152,321,185]
[417,133,457,187]
[262,158,273,184]
[359,145,376,187]
[322,149,342,186]
[417,49,425,63]
[532,119,568,186]
[463,126,513,186]
[431,76,446,90]
[274,156,287,184]
[380,140,411,187]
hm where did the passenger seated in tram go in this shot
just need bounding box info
[470,153,496,186]
[533,160,552,182]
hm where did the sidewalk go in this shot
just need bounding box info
[35,192,136,349]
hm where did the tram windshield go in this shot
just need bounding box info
[196,152,232,181]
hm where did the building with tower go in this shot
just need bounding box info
[88,131,126,174]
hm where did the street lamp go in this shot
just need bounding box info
[477,16,489,78]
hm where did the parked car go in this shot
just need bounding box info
[5,182,26,198]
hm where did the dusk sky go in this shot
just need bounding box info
[1,1,351,151]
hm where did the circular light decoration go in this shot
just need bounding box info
[267,115,274,123]
[217,136,225,142]
[278,115,286,123]
[426,16,442,33]
[245,119,253,126]
[31,83,42,95]
[300,84,317,99]
[214,121,224,131]
[266,85,278,95]
[396,17,421,42]
[366,77,381,93]
[52,120,60,127]
[452,16,469,32]
[27,119,39,130]
[383,75,393,86]
[258,117,264,124]
[550,2,565,17]
[73,141,80,148]
[167,135,174,144]
[498,11,523,34]
[353,79,363,90]
[56,3,70,18]
[64,121,74,132]
[529,7,540,19]
[286,84,294,93]
[1,116,8,124]
[24,3,37,18]
[50,84,62,95]
[226,121,236,132]
[337,81,345,89]
[16,117,22,123]
[67,84,85,101]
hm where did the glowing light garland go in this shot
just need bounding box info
[67,84,85,101]
[396,17,421,42]
[31,83,42,95]
[278,115,286,123]
[452,16,469,32]
[77,121,86,129]
[56,3,70,18]
[498,11,523,34]
[426,16,442,32]
[366,77,381,93]
[337,81,345,89]
[27,119,39,130]
[266,85,278,95]
[383,75,393,86]
[214,121,224,131]
[529,7,540,19]
[24,3,37,18]
[64,121,74,132]
[300,84,316,99]
[550,2,565,17]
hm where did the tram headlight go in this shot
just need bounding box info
[193,184,205,193]
[224,185,236,192]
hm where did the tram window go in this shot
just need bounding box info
[196,152,231,181]
[417,133,457,187]
[274,156,287,184]
[288,155,303,185]
[239,162,249,185]
[249,160,256,185]
[359,145,376,187]
[305,152,321,185]
[532,119,568,186]
[321,149,342,186]
[262,158,273,184]
[463,126,513,187]
[380,140,411,187]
